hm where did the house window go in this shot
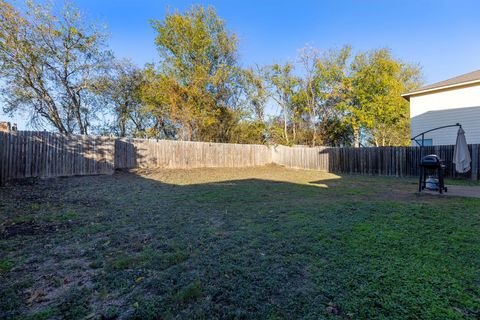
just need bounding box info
[423,139,433,146]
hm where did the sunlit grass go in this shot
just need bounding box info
[1,166,479,319]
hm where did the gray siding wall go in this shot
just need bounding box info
[411,106,480,145]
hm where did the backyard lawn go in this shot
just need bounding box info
[1,165,479,319]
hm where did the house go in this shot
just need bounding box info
[402,70,480,146]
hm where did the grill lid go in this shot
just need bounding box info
[420,154,442,166]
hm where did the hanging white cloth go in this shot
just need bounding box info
[453,127,471,173]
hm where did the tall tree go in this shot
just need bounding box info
[94,60,148,137]
[289,45,353,146]
[315,46,353,146]
[348,48,421,146]
[139,64,178,139]
[0,0,113,134]
[295,45,352,146]
[241,67,267,123]
[228,67,268,144]
[296,46,320,145]
[264,63,298,144]
[149,6,244,142]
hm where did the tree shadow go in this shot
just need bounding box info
[0,170,339,318]
[0,131,117,185]
[318,146,473,179]
[2,167,476,319]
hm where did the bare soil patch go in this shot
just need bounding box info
[1,165,479,319]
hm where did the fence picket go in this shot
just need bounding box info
[1,130,479,185]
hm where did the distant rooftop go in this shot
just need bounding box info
[402,69,480,99]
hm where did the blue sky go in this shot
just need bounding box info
[2,0,480,129]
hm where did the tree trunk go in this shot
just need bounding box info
[283,104,289,144]
[119,120,126,137]
[312,110,317,147]
[292,122,296,144]
[46,111,67,134]
[353,125,360,148]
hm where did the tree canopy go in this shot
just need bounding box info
[0,0,112,134]
[0,1,422,146]
[348,48,421,146]
[147,6,244,142]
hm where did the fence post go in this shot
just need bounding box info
[471,144,479,181]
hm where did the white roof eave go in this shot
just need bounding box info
[402,79,480,100]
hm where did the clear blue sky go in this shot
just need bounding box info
[2,0,480,129]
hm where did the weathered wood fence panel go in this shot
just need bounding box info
[2,130,479,186]
[272,145,329,171]
[114,138,272,169]
[273,144,480,180]
[0,132,272,185]
[0,131,115,185]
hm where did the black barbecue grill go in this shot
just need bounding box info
[418,154,447,193]
[411,124,464,194]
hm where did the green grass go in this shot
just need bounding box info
[0,166,479,319]
[0,258,15,274]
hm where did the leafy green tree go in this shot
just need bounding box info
[136,64,175,139]
[295,46,319,145]
[149,6,244,142]
[241,67,267,123]
[314,46,353,146]
[263,63,299,144]
[294,45,353,146]
[0,0,113,134]
[348,48,421,146]
[93,60,149,137]
[139,64,177,139]
[229,67,268,143]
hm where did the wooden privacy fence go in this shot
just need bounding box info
[0,131,272,185]
[272,144,480,180]
[114,138,272,169]
[0,131,115,186]
[1,130,479,185]
[272,145,329,171]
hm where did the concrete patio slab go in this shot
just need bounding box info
[421,185,480,198]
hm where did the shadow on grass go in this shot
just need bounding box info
[1,169,479,320]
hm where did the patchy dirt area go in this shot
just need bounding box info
[1,165,479,319]
[0,220,73,240]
